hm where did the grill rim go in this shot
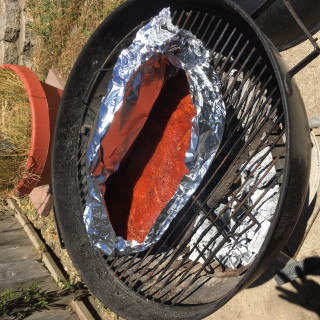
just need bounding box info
[51,0,311,318]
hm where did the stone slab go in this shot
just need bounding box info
[42,251,66,287]
[29,185,54,217]
[25,309,78,320]
[0,227,31,247]
[0,213,21,231]
[8,199,43,249]
[0,243,38,263]
[0,259,50,291]
[45,68,66,90]
[70,300,95,320]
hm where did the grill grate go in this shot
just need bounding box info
[77,8,286,306]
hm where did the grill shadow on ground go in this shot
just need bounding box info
[275,257,320,316]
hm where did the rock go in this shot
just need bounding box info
[18,9,35,55]
[0,0,20,42]
[18,53,33,69]
[0,40,18,64]
[0,0,35,67]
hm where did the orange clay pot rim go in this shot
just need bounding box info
[0,64,50,196]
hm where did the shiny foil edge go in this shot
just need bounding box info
[84,8,226,255]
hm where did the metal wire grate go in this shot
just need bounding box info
[77,8,286,306]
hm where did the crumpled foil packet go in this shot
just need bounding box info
[84,8,225,255]
[188,147,279,268]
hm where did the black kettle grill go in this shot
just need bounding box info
[52,0,318,319]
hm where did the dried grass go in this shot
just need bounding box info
[0,69,32,198]
[57,0,126,77]
[27,0,125,80]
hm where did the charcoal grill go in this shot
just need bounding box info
[52,0,317,319]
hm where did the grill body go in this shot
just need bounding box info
[236,0,320,51]
[52,0,311,319]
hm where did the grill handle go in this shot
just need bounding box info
[282,0,320,95]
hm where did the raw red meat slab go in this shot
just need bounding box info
[105,70,196,242]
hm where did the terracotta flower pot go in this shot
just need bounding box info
[0,64,62,197]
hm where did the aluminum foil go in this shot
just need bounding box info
[188,147,279,268]
[84,8,225,255]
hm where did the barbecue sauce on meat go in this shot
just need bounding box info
[105,70,196,242]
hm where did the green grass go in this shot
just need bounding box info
[0,288,17,317]
[56,277,76,290]
[0,282,49,319]
[26,0,126,80]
